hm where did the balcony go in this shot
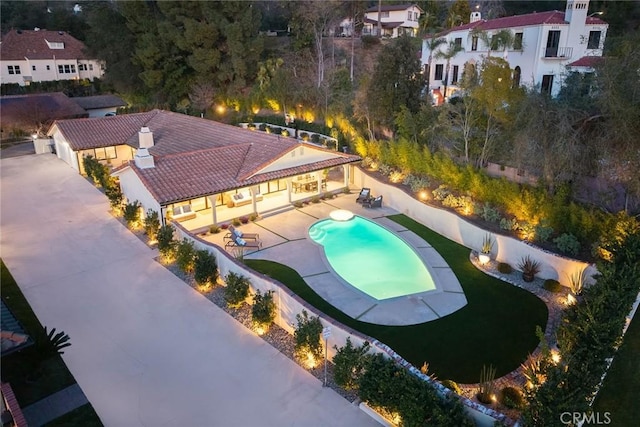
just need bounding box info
[542,46,573,59]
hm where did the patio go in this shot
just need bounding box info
[201,192,467,326]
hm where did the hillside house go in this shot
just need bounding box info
[363,3,422,38]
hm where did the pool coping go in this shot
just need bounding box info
[243,196,467,326]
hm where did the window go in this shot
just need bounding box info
[452,65,459,84]
[57,64,76,74]
[513,66,521,88]
[414,12,419,20]
[435,64,444,80]
[545,30,560,57]
[89,64,93,71]
[454,38,462,49]
[471,36,478,51]
[381,11,389,18]
[514,32,523,50]
[93,147,117,160]
[408,11,412,20]
[46,65,50,70]
[7,65,21,75]
[32,65,36,71]
[541,75,554,95]
[79,64,87,71]
[587,31,601,49]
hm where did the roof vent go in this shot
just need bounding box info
[138,127,154,148]
[34,27,40,31]
[470,11,481,23]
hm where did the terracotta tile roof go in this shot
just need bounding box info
[432,10,607,38]
[71,95,126,110]
[567,56,604,67]
[1,92,87,128]
[49,110,158,149]
[128,143,361,205]
[0,29,91,61]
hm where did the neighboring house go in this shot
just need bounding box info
[363,3,422,38]
[0,92,87,137]
[0,29,104,86]
[47,110,361,227]
[71,94,127,117]
[421,0,608,100]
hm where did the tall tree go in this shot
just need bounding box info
[423,37,447,89]
[447,0,471,28]
[435,40,463,99]
[366,36,423,131]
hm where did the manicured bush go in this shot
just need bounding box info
[156,224,175,257]
[239,216,249,224]
[554,233,581,256]
[310,133,320,144]
[299,132,310,141]
[293,310,323,367]
[258,123,267,131]
[543,279,563,293]
[123,200,141,229]
[105,183,124,210]
[499,217,519,231]
[175,238,196,273]
[441,379,461,395]
[209,225,221,234]
[249,213,258,221]
[232,217,242,226]
[534,222,554,243]
[143,209,160,241]
[500,386,524,409]
[251,290,276,332]
[194,249,217,286]
[224,272,250,308]
[332,338,370,391]
[310,196,321,203]
[480,203,501,223]
[497,262,513,274]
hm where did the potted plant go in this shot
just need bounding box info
[479,234,494,265]
[518,255,541,282]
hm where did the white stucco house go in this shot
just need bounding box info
[0,29,104,86]
[421,0,608,100]
[363,3,422,38]
[47,110,360,228]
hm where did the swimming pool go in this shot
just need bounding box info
[309,215,436,300]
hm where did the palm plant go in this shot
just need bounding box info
[423,36,447,89]
[435,41,464,100]
[471,28,514,58]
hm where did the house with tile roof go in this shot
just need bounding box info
[421,0,608,100]
[363,3,422,38]
[0,29,104,86]
[71,94,127,117]
[47,110,360,227]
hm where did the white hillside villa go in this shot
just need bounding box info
[0,29,104,86]
[421,0,608,101]
[363,3,422,38]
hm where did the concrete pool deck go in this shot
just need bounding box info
[204,194,467,326]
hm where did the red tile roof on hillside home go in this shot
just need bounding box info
[366,3,423,13]
[71,95,127,110]
[49,110,158,150]
[0,29,91,61]
[430,10,607,38]
[567,56,604,67]
[1,92,87,127]
[127,143,361,205]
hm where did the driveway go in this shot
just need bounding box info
[0,154,377,427]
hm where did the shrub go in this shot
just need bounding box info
[518,255,541,281]
[441,379,461,394]
[282,129,290,137]
[543,279,563,293]
[500,386,524,409]
[293,310,323,367]
[567,267,587,296]
[251,290,276,332]
[123,201,141,229]
[311,196,321,203]
[432,185,450,201]
[209,225,221,234]
[378,164,393,176]
[333,338,370,391]
[156,224,175,257]
[224,272,250,308]
[480,203,501,223]
[293,201,303,208]
[232,217,242,226]
[258,123,267,131]
[239,216,249,224]
[403,174,430,192]
[175,238,196,273]
[500,217,519,231]
[477,364,497,404]
[442,194,461,208]
[143,209,160,241]
[299,132,310,141]
[497,262,513,274]
[311,133,320,144]
[194,249,217,286]
[361,34,380,48]
[554,233,581,256]
[534,221,554,243]
[249,213,258,221]
[105,183,124,210]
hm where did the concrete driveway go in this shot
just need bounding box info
[0,154,377,427]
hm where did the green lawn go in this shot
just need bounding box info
[1,259,102,426]
[246,214,548,383]
[592,311,640,426]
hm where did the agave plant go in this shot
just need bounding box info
[518,255,541,282]
[481,233,495,254]
[567,267,587,296]
[36,326,72,358]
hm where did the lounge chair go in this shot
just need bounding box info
[363,195,383,208]
[224,234,262,250]
[225,225,259,241]
[356,188,371,203]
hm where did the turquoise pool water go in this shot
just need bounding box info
[309,215,435,300]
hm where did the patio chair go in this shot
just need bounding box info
[355,188,371,203]
[224,234,262,250]
[225,225,260,241]
[363,195,383,208]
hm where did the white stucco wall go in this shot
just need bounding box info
[114,167,161,216]
[256,144,339,174]
[352,168,596,287]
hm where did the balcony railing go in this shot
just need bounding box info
[542,46,573,59]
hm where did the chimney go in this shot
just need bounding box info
[470,11,481,23]
[134,148,154,169]
[138,126,154,148]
